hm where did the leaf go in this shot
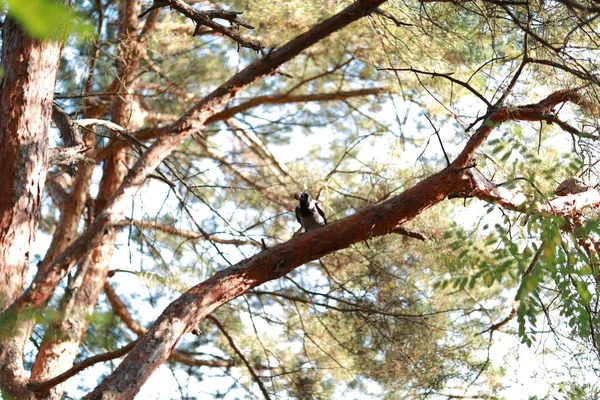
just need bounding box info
[579,265,592,276]
[3,0,93,40]
[483,272,494,287]
[484,118,496,128]
[575,281,592,304]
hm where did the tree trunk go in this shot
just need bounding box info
[0,17,62,399]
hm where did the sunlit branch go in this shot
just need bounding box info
[452,87,589,167]
[466,169,600,217]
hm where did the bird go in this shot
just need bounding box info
[294,192,327,232]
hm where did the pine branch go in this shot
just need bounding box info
[140,0,262,51]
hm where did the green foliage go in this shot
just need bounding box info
[1,0,93,41]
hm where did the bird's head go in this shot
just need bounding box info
[293,192,312,205]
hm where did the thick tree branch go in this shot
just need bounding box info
[467,169,600,217]
[83,164,468,399]
[104,282,253,369]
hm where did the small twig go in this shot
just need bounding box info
[208,315,272,400]
[114,218,260,247]
[480,244,544,334]
[425,114,450,166]
[494,28,530,106]
[378,66,492,108]
[391,226,428,241]
[373,8,412,26]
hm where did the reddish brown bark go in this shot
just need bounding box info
[0,18,60,310]
[0,16,62,399]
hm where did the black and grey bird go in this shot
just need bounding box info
[294,192,327,232]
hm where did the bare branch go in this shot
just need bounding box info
[140,0,262,51]
[378,67,492,107]
[114,219,260,247]
[74,118,128,132]
[206,87,387,124]
[373,7,412,26]
[466,169,600,217]
[28,340,140,394]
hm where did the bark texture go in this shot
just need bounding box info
[0,17,62,400]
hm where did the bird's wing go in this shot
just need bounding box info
[315,202,327,225]
[295,206,301,224]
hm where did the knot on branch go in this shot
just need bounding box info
[50,103,94,166]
